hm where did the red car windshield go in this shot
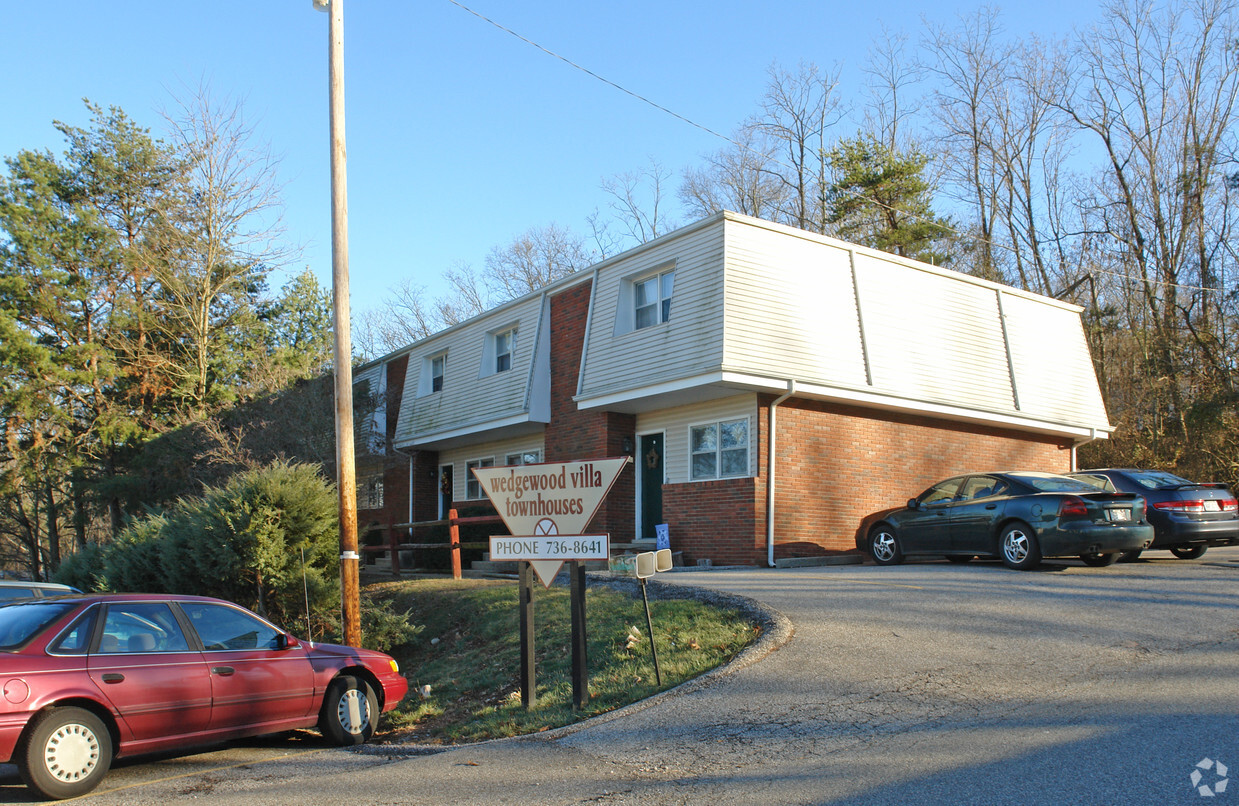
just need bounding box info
[0,600,77,649]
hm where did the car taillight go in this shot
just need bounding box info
[1059,496,1089,518]
[1154,500,1207,513]
[1221,499,1237,512]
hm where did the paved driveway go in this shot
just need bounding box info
[36,548,1239,805]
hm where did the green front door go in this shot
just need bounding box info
[639,433,664,539]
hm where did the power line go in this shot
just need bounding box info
[444,0,1233,299]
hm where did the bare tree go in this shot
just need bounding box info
[600,157,676,244]
[1050,0,1239,452]
[679,120,788,221]
[754,61,845,233]
[923,8,1009,279]
[861,26,926,152]
[153,84,294,411]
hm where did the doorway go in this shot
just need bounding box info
[638,433,664,539]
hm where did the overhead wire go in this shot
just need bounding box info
[444,0,1232,299]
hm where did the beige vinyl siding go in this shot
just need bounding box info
[440,435,547,502]
[394,294,546,446]
[636,394,758,484]
[1001,293,1108,425]
[722,221,868,387]
[578,222,726,400]
[854,251,1016,412]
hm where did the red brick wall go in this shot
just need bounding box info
[764,397,1073,555]
[545,281,636,540]
[662,478,762,566]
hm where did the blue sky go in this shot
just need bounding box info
[2,1,1102,317]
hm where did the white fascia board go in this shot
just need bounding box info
[574,372,729,410]
[396,412,541,449]
[577,368,1112,441]
[726,372,1113,440]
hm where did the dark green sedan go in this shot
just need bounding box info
[860,471,1156,570]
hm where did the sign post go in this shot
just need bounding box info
[473,457,631,709]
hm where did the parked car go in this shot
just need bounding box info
[859,471,1155,570]
[0,580,81,599]
[0,593,408,800]
[1069,468,1239,560]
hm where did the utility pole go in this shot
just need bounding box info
[315,0,361,647]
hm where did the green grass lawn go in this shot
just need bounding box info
[364,575,759,744]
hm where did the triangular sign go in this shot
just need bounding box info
[473,457,631,536]
[529,560,563,589]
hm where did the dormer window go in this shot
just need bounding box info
[431,354,445,392]
[495,328,516,373]
[635,269,674,329]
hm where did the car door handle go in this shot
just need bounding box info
[101,673,124,684]
[985,504,997,509]
[212,666,235,676]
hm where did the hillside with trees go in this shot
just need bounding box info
[3,0,1237,580]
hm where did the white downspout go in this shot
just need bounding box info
[1071,428,1100,471]
[767,380,796,568]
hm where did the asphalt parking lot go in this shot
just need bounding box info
[5,546,1237,805]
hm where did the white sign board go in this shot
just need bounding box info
[489,535,609,562]
[473,457,630,587]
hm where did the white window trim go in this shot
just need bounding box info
[465,457,495,499]
[358,475,385,510]
[505,450,541,466]
[688,416,751,481]
[417,351,448,397]
[613,261,676,337]
[634,268,675,330]
[480,324,519,377]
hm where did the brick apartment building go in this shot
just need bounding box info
[352,212,1112,567]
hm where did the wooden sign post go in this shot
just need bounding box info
[473,457,631,709]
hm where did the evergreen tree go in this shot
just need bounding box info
[826,135,954,265]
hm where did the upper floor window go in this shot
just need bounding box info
[466,457,495,499]
[431,354,445,392]
[690,418,749,480]
[495,328,516,373]
[635,269,674,330]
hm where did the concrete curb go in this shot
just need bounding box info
[361,572,793,757]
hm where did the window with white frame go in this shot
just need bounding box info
[690,418,749,480]
[635,269,675,329]
[465,457,494,499]
[358,475,385,510]
[494,328,516,372]
[430,354,445,392]
[505,450,540,466]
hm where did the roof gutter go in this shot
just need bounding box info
[767,380,796,567]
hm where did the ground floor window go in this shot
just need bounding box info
[505,450,541,466]
[690,418,749,480]
[466,457,494,499]
[358,475,384,509]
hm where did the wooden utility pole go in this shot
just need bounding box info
[319,0,361,647]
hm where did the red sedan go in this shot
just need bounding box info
[0,593,408,799]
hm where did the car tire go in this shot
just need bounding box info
[945,555,973,564]
[999,522,1042,570]
[18,706,113,800]
[868,526,903,565]
[1118,550,1142,562]
[1080,552,1119,567]
[1170,545,1207,560]
[319,675,378,746]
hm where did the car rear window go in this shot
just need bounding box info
[1007,472,1099,493]
[0,601,78,649]
[1126,470,1195,489]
